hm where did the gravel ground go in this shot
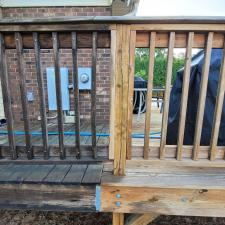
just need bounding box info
[0,211,225,225]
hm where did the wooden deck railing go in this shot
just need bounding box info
[0,18,113,161]
[0,17,225,167]
[108,17,225,175]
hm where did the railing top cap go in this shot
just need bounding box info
[0,16,225,25]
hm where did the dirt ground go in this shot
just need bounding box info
[0,211,225,225]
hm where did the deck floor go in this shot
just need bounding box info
[0,105,162,147]
[0,163,103,185]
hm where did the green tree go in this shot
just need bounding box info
[135,48,185,87]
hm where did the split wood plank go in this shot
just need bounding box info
[144,32,156,159]
[176,32,194,160]
[159,32,175,159]
[193,32,214,160]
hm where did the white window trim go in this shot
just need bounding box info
[0,0,113,7]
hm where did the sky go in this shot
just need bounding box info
[136,0,225,17]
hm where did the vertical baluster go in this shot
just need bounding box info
[144,32,156,159]
[193,32,214,160]
[91,32,97,158]
[15,32,33,159]
[52,32,65,159]
[159,32,175,159]
[71,32,81,158]
[126,30,136,160]
[109,29,117,160]
[33,32,49,159]
[176,32,194,160]
[210,38,225,160]
[0,33,17,159]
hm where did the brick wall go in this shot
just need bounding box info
[2,6,111,123]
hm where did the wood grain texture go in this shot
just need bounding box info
[113,25,131,175]
[126,30,136,160]
[159,32,175,159]
[176,32,194,160]
[136,32,224,48]
[193,32,214,160]
[144,32,156,159]
[101,185,225,217]
[125,213,159,225]
[0,183,96,212]
[109,29,116,160]
[113,213,124,225]
[3,32,225,50]
[210,37,225,160]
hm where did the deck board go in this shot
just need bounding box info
[62,164,87,184]
[82,164,103,184]
[43,164,71,184]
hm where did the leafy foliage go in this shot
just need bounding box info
[135,48,185,87]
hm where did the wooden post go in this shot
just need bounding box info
[113,24,131,176]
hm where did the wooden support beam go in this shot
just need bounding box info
[113,25,131,175]
[125,213,159,225]
[3,32,225,49]
[113,213,124,225]
[101,185,225,217]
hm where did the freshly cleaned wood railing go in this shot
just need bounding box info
[109,18,225,175]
